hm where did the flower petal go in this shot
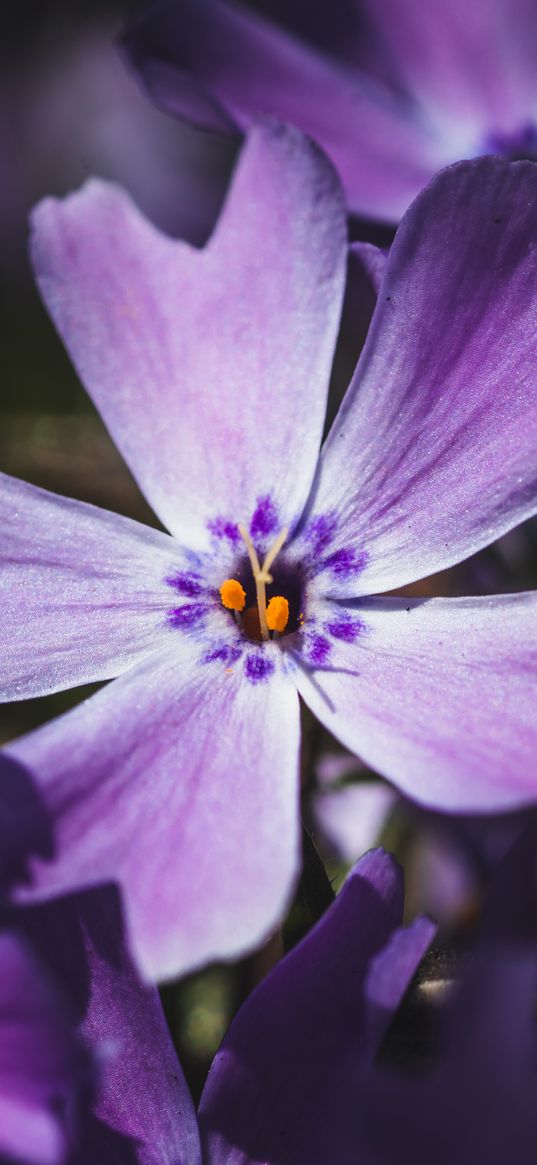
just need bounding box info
[361,0,537,138]
[0,472,183,699]
[199,850,429,1164]
[306,158,537,594]
[292,593,537,811]
[124,0,441,221]
[364,916,436,1055]
[6,641,300,981]
[30,121,347,546]
[19,888,202,1165]
[0,933,82,1165]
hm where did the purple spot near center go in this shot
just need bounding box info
[321,547,369,579]
[307,634,331,666]
[307,513,338,556]
[203,643,243,666]
[250,495,279,539]
[208,516,240,544]
[167,602,208,629]
[166,570,205,597]
[245,653,275,683]
[325,617,364,643]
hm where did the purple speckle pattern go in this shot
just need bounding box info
[307,634,331,666]
[320,547,369,579]
[250,495,279,539]
[167,602,208,629]
[244,653,275,683]
[306,512,338,556]
[208,516,240,544]
[202,643,243,666]
[325,617,364,643]
[166,570,205,597]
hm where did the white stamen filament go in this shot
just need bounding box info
[238,524,288,642]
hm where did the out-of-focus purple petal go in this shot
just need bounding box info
[6,641,300,981]
[364,916,436,1054]
[292,594,537,811]
[306,157,537,594]
[312,780,396,863]
[361,0,537,138]
[0,20,234,270]
[0,933,82,1165]
[20,888,201,1165]
[30,121,346,546]
[123,0,442,221]
[200,849,419,1165]
[0,473,185,700]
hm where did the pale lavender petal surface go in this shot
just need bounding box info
[312,780,396,863]
[306,158,537,594]
[6,641,301,981]
[200,849,431,1165]
[0,933,81,1165]
[124,0,442,221]
[292,594,537,811]
[30,122,347,546]
[361,0,537,137]
[0,473,185,700]
[21,889,201,1165]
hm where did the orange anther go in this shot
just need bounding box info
[266,595,289,633]
[219,578,246,611]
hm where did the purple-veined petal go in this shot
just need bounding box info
[199,849,430,1165]
[305,157,537,595]
[124,0,442,222]
[361,0,537,139]
[19,888,201,1165]
[292,593,537,812]
[0,933,83,1165]
[0,472,184,700]
[30,121,347,546]
[5,640,301,981]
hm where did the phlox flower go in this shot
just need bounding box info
[2,123,537,980]
[0,755,89,1165]
[0,932,86,1165]
[13,848,434,1165]
[124,0,537,222]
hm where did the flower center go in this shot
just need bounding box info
[219,525,291,642]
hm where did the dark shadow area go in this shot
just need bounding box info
[0,754,55,896]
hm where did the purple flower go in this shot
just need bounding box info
[0,756,90,1165]
[21,850,432,1164]
[354,824,537,1164]
[2,124,537,981]
[0,931,86,1165]
[124,0,537,222]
